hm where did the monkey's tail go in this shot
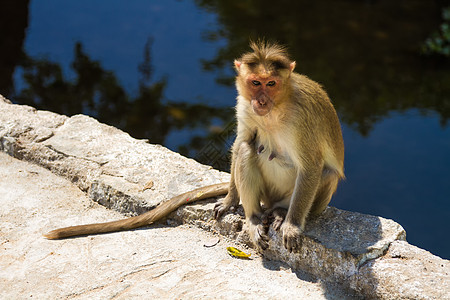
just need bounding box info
[43,182,229,240]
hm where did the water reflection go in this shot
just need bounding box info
[196,0,450,135]
[13,40,233,153]
[0,0,29,96]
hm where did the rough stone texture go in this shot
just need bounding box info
[171,200,407,287]
[1,152,350,299]
[351,241,450,300]
[1,95,449,299]
[0,95,230,215]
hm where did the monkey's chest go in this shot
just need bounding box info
[255,134,296,198]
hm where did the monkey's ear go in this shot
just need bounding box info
[289,61,296,72]
[234,60,242,71]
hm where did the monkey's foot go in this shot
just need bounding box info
[280,221,303,253]
[261,207,287,231]
[271,207,287,231]
[213,196,237,220]
[247,215,269,251]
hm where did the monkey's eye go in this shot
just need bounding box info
[267,81,276,87]
[252,80,261,86]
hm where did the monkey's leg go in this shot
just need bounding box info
[281,166,322,252]
[213,181,239,219]
[309,169,339,217]
[235,141,268,250]
[214,143,240,219]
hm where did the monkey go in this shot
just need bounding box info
[213,41,344,253]
[44,41,344,254]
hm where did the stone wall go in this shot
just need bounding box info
[1,95,448,299]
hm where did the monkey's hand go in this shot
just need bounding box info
[213,194,239,219]
[280,221,303,253]
[247,215,269,251]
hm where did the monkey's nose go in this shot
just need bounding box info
[256,98,266,105]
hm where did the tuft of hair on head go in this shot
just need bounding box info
[241,39,293,71]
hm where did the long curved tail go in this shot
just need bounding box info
[44,182,229,239]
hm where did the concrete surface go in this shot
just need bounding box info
[0,152,358,299]
[1,95,449,299]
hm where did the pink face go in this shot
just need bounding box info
[246,74,281,116]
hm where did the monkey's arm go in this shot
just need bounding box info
[44,182,229,240]
[214,141,241,219]
[214,130,256,219]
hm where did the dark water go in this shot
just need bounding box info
[1,0,449,259]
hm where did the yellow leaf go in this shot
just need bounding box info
[227,246,251,259]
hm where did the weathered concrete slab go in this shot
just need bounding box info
[351,240,450,299]
[0,152,348,299]
[0,95,230,214]
[170,199,406,283]
[1,95,449,299]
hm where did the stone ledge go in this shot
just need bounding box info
[1,95,449,299]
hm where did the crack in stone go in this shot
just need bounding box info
[44,144,107,167]
[357,228,407,269]
[33,131,55,143]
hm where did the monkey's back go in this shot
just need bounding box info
[290,73,345,175]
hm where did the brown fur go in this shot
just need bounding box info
[214,41,344,252]
[44,183,228,239]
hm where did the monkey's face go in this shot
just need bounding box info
[245,73,282,116]
[235,59,291,117]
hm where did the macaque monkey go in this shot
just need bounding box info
[214,41,344,252]
[45,41,344,254]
